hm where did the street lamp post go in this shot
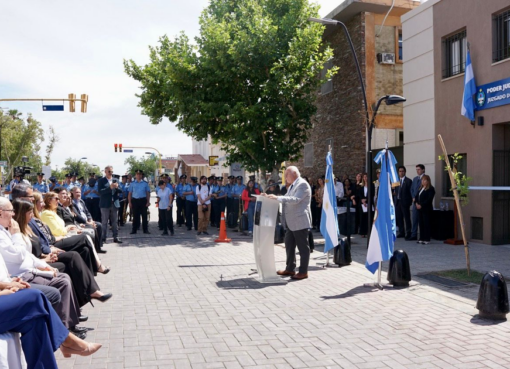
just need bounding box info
[308,17,406,243]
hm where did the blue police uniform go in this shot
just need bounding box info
[82,182,100,221]
[6,179,19,201]
[33,182,49,194]
[129,179,151,233]
[183,183,198,230]
[175,182,186,226]
[214,185,228,227]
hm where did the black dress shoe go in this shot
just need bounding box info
[113,238,123,243]
[162,232,169,236]
[71,326,90,333]
[91,293,113,303]
[98,249,107,254]
[79,315,88,322]
[70,330,87,340]
[130,231,137,234]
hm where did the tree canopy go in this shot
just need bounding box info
[124,155,157,177]
[124,0,337,175]
[60,158,98,179]
[0,110,44,181]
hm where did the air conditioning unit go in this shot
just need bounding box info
[380,53,395,65]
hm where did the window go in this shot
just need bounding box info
[442,153,467,197]
[395,28,403,62]
[304,143,314,167]
[493,8,510,63]
[442,30,467,78]
[320,60,333,95]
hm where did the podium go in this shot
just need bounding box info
[252,195,284,283]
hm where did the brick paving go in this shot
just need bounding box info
[56,201,510,368]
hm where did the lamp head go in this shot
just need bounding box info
[307,17,339,26]
[385,95,406,105]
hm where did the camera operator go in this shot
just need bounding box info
[5,167,31,201]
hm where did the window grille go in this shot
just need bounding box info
[442,30,467,78]
[493,9,510,63]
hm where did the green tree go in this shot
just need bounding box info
[0,110,44,181]
[124,0,337,177]
[61,158,97,178]
[124,155,157,177]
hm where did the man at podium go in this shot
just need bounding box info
[263,166,312,280]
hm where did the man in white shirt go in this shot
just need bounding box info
[334,177,344,203]
[196,176,212,236]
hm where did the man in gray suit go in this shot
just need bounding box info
[264,166,312,280]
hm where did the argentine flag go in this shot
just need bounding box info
[461,49,477,121]
[366,149,398,274]
[320,151,339,253]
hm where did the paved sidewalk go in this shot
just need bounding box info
[56,204,510,368]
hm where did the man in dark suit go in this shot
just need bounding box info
[394,166,413,239]
[98,165,122,243]
[410,164,425,241]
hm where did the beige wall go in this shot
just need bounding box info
[402,0,438,187]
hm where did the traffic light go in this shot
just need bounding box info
[119,144,122,152]
[80,94,88,113]
[114,144,118,152]
[68,93,76,112]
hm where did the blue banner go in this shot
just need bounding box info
[42,105,64,111]
[475,76,510,111]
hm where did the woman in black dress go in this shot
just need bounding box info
[358,173,375,238]
[415,175,435,245]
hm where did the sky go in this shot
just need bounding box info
[0,0,343,174]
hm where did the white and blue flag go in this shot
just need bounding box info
[366,149,398,274]
[320,151,339,253]
[461,49,477,122]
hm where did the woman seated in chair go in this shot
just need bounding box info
[13,199,112,307]
[39,192,110,275]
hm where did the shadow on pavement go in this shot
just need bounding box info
[470,314,508,326]
[321,285,399,300]
[216,277,287,290]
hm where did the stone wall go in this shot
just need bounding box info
[289,13,367,184]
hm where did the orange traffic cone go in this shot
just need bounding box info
[215,212,232,243]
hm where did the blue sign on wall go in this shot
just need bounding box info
[475,76,510,111]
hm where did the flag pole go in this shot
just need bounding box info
[326,145,332,267]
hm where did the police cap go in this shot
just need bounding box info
[236,176,243,180]
[216,177,223,181]
[160,173,169,178]
[65,173,72,178]
[121,175,128,178]
[228,175,235,179]
[180,174,187,179]
[208,175,215,180]
[36,172,44,176]
[135,169,144,175]
[89,172,96,176]
[78,176,85,181]
[191,176,198,182]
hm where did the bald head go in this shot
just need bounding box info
[0,197,10,209]
[285,166,300,185]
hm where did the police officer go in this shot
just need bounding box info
[231,176,245,228]
[208,175,218,227]
[128,169,151,234]
[62,174,73,190]
[48,176,60,192]
[175,174,187,227]
[82,173,101,222]
[118,175,129,226]
[249,174,263,192]
[182,176,198,231]
[33,173,49,194]
[225,176,234,217]
[213,177,227,230]
[4,174,21,201]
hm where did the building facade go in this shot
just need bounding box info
[403,0,510,244]
[292,0,418,182]
[191,137,245,179]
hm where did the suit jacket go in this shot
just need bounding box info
[416,186,435,212]
[279,177,312,231]
[395,176,413,207]
[57,204,79,227]
[97,177,121,209]
[72,199,92,224]
[411,175,423,199]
